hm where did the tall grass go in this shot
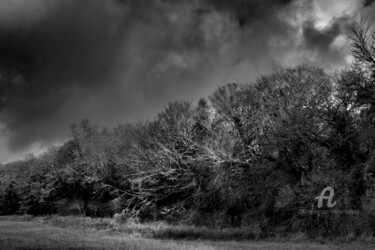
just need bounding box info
[34,215,262,240]
[2,214,375,243]
[1,216,375,250]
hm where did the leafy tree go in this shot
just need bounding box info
[0,181,20,215]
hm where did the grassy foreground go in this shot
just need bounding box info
[1,216,375,250]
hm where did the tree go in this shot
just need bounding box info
[348,21,375,78]
[0,181,20,215]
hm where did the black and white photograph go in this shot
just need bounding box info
[1,0,375,249]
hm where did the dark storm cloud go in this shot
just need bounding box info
[302,17,352,52]
[364,0,375,7]
[298,14,356,71]
[0,0,360,157]
[205,0,293,26]
[303,21,341,50]
[0,0,132,150]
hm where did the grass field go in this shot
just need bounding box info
[1,217,375,250]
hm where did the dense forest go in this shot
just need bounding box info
[1,21,375,237]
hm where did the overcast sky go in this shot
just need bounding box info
[0,0,374,164]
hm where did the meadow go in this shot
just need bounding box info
[1,216,375,250]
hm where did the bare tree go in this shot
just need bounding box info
[348,20,375,77]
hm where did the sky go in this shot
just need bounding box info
[0,0,374,164]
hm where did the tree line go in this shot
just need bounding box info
[1,21,375,236]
